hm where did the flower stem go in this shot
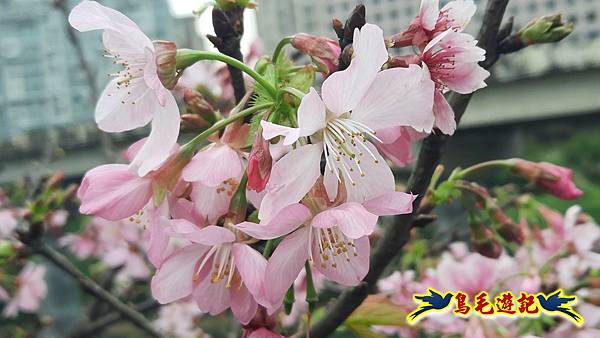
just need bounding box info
[457,159,515,179]
[175,49,278,98]
[272,36,293,64]
[181,102,273,155]
[284,285,295,315]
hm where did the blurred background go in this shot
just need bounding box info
[0,1,599,337]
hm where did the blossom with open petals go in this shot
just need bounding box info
[2,263,47,318]
[259,24,434,220]
[237,183,415,308]
[421,30,489,134]
[391,0,476,49]
[151,224,267,324]
[69,1,180,175]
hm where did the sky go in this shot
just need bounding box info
[167,0,258,55]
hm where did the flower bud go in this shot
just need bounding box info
[519,14,574,46]
[180,114,209,131]
[183,89,215,116]
[470,226,502,259]
[490,207,525,244]
[153,40,178,89]
[512,159,583,200]
[247,128,272,193]
[45,171,64,190]
[291,33,341,77]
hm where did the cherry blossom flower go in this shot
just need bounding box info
[420,30,489,134]
[2,263,47,318]
[290,33,341,77]
[68,1,180,175]
[237,179,415,309]
[391,0,476,49]
[151,224,267,324]
[259,24,434,220]
[183,122,249,187]
[77,140,186,221]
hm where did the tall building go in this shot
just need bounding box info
[256,0,600,127]
[0,0,177,140]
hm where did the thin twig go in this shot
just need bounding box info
[69,299,160,338]
[34,244,164,338]
[308,1,511,336]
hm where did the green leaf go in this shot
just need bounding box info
[345,295,407,327]
[346,324,386,338]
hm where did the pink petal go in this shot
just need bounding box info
[362,191,416,216]
[297,87,327,137]
[264,227,310,307]
[314,235,370,286]
[236,203,312,240]
[441,0,477,31]
[311,203,378,239]
[321,24,388,115]
[232,243,267,298]
[433,90,456,135]
[375,130,413,167]
[230,283,259,325]
[68,0,139,32]
[78,164,153,220]
[419,0,440,31]
[147,202,171,268]
[143,47,169,106]
[190,181,234,224]
[95,78,154,132]
[193,272,231,315]
[249,328,284,338]
[182,144,243,186]
[130,93,180,176]
[151,244,207,303]
[182,225,236,246]
[258,144,322,221]
[125,254,151,279]
[443,62,490,94]
[260,121,300,146]
[122,138,147,162]
[351,64,435,132]
[337,142,396,203]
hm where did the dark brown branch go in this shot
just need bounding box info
[69,299,160,338]
[34,244,164,338]
[209,6,246,103]
[308,1,511,336]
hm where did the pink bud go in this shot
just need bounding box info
[291,33,341,77]
[470,227,502,259]
[490,208,525,244]
[153,40,178,89]
[513,159,583,200]
[183,89,214,115]
[247,129,272,193]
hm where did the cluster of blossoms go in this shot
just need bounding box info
[56,0,584,336]
[375,204,600,338]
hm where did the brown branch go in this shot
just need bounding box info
[33,244,164,338]
[69,299,160,338]
[308,1,511,336]
[208,5,246,103]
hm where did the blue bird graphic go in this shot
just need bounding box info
[408,289,454,322]
[537,290,582,324]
